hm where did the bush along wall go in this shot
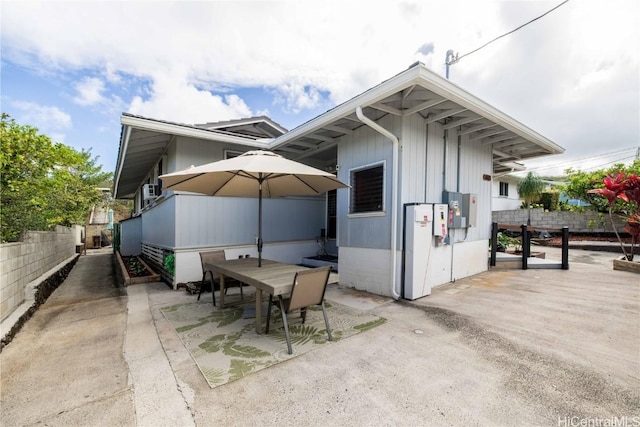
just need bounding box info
[539,192,560,211]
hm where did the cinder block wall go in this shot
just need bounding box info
[492,209,627,233]
[0,226,77,321]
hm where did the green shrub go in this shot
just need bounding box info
[539,192,560,211]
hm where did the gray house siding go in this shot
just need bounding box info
[141,196,177,248]
[336,114,493,297]
[174,194,326,249]
[336,114,399,250]
[119,216,142,256]
[127,132,332,288]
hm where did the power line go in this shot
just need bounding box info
[581,155,637,172]
[447,0,570,67]
[524,147,637,172]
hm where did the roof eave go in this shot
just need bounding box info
[270,63,564,158]
[120,114,272,146]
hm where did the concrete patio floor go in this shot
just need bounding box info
[1,246,638,426]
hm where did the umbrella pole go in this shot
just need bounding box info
[258,177,263,267]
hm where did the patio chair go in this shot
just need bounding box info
[198,250,243,306]
[265,266,333,354]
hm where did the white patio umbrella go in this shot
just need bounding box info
[159,150,348,266]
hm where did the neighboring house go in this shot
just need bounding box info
[86,187,113,248]
[114,62,564,297]
[492,174,523,211]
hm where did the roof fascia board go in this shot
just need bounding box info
[114,125,132,198]
[270,63,564,156]
[270,65,421,149]
[121,115,270,147]
[202,116,288,134]
[414,66,564,155]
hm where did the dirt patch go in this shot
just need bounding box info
[121,255,155,277]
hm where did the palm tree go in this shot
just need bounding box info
[517,172,545,225]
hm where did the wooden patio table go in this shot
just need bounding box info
[205,258,309,334]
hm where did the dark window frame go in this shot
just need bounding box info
[499,181,509,197]
[350,163,384,214]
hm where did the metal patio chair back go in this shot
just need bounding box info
[265,266,333,354]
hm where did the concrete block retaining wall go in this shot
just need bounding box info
[0,226,80,321]
[492,209,628,233]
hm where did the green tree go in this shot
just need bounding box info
[562,159,640,214]
[0,113,111,242]
[517,172,545,225]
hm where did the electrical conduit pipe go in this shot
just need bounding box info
[355,106,401,300]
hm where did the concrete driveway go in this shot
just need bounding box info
[150,246,638,426]
[1,247,638,426]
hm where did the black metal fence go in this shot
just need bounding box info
[490,222,569,270]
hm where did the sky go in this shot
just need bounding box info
[2,0,638,178]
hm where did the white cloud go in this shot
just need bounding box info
[73,76,106,106]
[10,101,72,136]
[128,75,252,124]
[274,82,321,114]
[71,75,127,116]
[2,0,638,172]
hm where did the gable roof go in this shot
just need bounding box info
[194,116,287,138]
[271,62,564,174]
[114,113,272,198]
[115,62,564,199]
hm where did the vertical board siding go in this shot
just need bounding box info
[174,136,223,171]
[174,194,325,248]
[171,136,259,173]
[456,133,492,240]
[425,122,445,201]
[120,216,142,256]
[141,196,177,248]
[400,114,428,204]
[337,114,400,250]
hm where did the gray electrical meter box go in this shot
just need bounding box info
[442,191,465,228]
[462,193,478,227]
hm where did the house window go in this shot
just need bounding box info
[350,164,384,214]
[327,189,337,238]
[499,182,509,197]
[157,157,164,195]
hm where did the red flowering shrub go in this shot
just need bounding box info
[589,173,640,261]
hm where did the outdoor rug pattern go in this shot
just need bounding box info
[161,300,386,388]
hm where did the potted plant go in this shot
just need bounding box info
[588,172,640,272]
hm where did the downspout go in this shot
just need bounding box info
[456,131,462,192]
[443,129,448,193]
[355,106,401,300]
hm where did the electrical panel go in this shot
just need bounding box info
[433,204,448,237]
[462,193,478,227]
[442,191,465,228]
[414,204,432,223]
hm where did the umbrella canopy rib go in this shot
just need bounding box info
[164,173,206,189]
[215,170,252,196]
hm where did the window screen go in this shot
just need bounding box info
[351,165,384,213]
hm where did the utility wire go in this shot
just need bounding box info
[523,147,637,173]
[581,155,637,172]
[447,0,570,66]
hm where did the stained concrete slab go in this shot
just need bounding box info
[2,246,638,426]
[149,246,638,426]
[0,250,135,426]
